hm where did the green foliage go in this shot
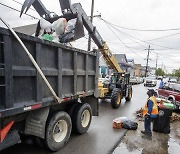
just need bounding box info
[174,68,180,78]
[168,68,180,81]
[155,68,165,76]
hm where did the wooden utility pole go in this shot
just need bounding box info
[145,45,154,77]
[156,53,158,70]
[88,0,94,51]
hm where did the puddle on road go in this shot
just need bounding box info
[113,122,180,154]
[168,137,180,154]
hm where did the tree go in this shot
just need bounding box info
[155,68,165,76]
[174,68,180,81]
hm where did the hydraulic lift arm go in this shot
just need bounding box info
[20,0,123,73]
[69,3,123,73]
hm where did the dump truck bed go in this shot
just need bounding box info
[0,27,99,118]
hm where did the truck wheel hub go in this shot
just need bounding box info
[81,110,90,128]
[53,120,68,142]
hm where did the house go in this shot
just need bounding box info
[127,59,135,76]
[99,54,131,77]
[99,55,109,77]
[114,54,131,72]
[134,64,142,77]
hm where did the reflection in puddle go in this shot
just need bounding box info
[113,122,180,154]
[168,137,180,154]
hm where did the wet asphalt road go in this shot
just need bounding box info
[2,83,156,154]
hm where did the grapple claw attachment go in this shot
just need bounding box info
[25,0,36,14]
[74,14,84,40]
[20,0,50,18]
[20,0,32,17]
[59,0,71,14]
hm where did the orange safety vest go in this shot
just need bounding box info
[143,96,158,117]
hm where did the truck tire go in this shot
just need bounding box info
[126,87,132,101]
[68,103,79,118]
[111,88,121,109]
[72,103,92,134]
[45,111,72,151]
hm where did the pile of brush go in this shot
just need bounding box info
[135,108,144,121]
[171,113,180,123]
[135,108,180,123]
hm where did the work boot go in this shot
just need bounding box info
[141,130,152,136]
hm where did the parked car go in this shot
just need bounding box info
[130,77,144,85]
[144,76,157,87]
[137,77,144,84]
[157,76,163,80]
[130,76,139,85]
[157,83,180,110]
[169,78,177,83]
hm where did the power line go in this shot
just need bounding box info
[113,27,147,48]
[118,31,180,62]
[146,32,180,41]
[105,20,180,51]
[100,18,180,67]
[109,23,180,63]
[109,25,180,60]
[102,31,180,46]
[116,32,180,44]
[0,2,39,20]
[100,19,180,67]
[101,19,180,56]
[12,0,36,12]
[103,20,145,60]
[101,18,180,32]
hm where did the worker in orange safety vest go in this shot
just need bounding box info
[141,89,158,136]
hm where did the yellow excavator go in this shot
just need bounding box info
[20,0,132,109]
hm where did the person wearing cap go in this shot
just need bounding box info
[141,89,158,136]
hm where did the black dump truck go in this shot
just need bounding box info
[0,27,99,151]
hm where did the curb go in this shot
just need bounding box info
[108,129,128,154]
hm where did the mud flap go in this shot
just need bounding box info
[25,107,49,139]
[81,96,98,116]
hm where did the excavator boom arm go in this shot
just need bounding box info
[100,43,122,72]
[20,0,123,73]
[69,3,123,73]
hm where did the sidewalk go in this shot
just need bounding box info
[112,121,180,154]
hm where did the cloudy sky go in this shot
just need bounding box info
[0,0,180,73]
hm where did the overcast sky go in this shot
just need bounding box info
[0,0,180,73]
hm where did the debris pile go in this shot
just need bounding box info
[135,108,180,123]
[135,108,144,121]
[170,113,180,123]
[113,117,138,130]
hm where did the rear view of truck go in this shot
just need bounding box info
[0,27,99,151]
